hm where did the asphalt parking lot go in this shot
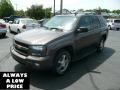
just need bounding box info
[0,30,120,90]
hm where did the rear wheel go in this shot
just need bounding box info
[17,29,21,34]
[97,38,105,52]
[1,33,6,38]
[9,26,12,33]
[116,28,120,31]
[52,50,71,75]
[108,25,111,30]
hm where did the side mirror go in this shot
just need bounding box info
[9,21,13,24]
[77,27,88,33]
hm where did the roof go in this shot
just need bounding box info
[55,12,99,17]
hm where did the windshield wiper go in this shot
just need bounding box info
[43,26,49,29]
[43,26,63,31]
[50,28,63,31]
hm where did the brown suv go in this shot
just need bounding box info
[11,14,108,75]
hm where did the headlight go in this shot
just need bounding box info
[30,45,47,57]
[31,46,44,51]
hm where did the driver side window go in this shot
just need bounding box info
[79,16,91,30]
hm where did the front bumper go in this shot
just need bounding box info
[10,47,53,70]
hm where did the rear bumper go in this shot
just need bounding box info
[112,25,120,30]
[10,47,53,70]
[114,27,120,30]
[0,29,7,34]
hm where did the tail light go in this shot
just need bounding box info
[22,25,26,29]
[0,23,6,28]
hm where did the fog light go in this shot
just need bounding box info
[31,53,41,56]
[35,63,40,67]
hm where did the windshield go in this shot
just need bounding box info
[43,16,77,30]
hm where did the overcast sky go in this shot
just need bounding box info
[10,0,120,11]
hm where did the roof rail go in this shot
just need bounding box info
[74,12,97,16]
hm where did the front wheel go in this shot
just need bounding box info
[17,29,21,34]
[52,50,71,75]
[97,39,105,52]
[1,33,6,38]
[108,25,111,30]
[9,26,12,33]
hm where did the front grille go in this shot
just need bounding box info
[14,40,29,56]
[15,40,29,48]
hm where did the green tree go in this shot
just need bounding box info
[44,8,52,18]
[26,5,52,19]
[112,10,120,14]
[0,0,14,18]
[15,10,25,17]
[101,9,110,13]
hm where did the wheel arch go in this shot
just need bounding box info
[54,45,74,60]
[102,34,107,41]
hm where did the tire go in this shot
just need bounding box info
[9,26,12,33]
[52,50,71,76]
[17,29,21,34]
[108,25,111,30]
[116,28,119,31]
[0,33,6,38]
[97,38,105,52]
[2,33,6,38]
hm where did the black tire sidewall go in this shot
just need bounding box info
[1,33,6,38]
[9,26,12,33]
[97,39,105,52]
[108,25,111,30]
[52,50,71,75]
[17,29,21,34]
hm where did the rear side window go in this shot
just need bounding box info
[114,20,120,23]
[98,16,107,27]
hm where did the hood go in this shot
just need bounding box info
[14,28,68,45]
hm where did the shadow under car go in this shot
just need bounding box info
[15,47,115,90]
